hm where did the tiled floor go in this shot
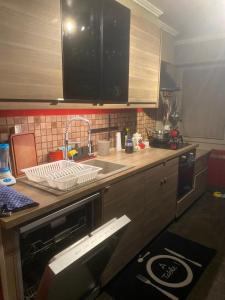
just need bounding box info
[100,193,225,300]
[169,193,225,300]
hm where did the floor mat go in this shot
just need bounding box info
[104,231,216,300]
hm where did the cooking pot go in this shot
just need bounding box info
[145,128,170,146]
[146,128,170,141]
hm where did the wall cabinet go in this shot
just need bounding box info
[0,0,161,106]
[62,0,130,103]
[128,12,161,105]
[102,158,178,285]
[0,0,63,100]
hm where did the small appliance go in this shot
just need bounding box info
[0,143,16,185]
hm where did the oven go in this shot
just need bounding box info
[20,193,101,300]
[177,150,196,200]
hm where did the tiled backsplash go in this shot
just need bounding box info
[0,109,156,163]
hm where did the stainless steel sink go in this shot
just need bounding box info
[82,159,129,175]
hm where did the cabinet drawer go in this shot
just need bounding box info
[195,155,208,174]
[155,157,179,171]
[145,159,178,185]
[163,157,179,169]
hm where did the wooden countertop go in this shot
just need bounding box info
[1,144,199,229]
[196,148,212,159]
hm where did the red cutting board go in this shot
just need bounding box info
[10,133,38,177]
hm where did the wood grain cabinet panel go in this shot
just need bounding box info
[101,158,178,286]
[0,0,63,100]
[128,13,161,104]
[143,160,178,244]
[102,172,146,285]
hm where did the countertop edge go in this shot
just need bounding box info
[0,144,199,229]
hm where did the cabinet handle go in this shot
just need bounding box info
[160,180,164,186]
[164,177,167,184]
[104,185,111,192]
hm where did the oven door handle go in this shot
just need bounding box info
[20,193,100,234]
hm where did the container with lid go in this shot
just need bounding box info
[97,140,110,156]
[0,144,10,173]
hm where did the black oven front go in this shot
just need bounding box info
[19,193,101,300]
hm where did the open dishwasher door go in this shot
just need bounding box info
[35,215,131,300]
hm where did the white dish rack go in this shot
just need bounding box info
[21,160,102,191]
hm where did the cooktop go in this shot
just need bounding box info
[150,142,191,150]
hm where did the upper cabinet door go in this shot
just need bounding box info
[62,0,130,103]
[62,0,101,101]
[101,0,130,103]
[0,0,63,100]
[128,13,161,105]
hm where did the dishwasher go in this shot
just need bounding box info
[19,192,130,300]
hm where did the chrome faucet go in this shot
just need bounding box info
[64,116,92,160]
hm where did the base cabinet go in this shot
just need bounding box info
[101,158,178,285]
[143,160,178,244]
[101,172,146,285]
[195,169,208,199]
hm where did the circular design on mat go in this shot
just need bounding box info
[146,255,193,288]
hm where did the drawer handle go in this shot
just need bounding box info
[160,180,164,186]
[164,177,167,184]
[104,185,111,192]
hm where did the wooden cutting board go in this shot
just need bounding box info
[10,133,38,177]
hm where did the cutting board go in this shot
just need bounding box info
[10,133,38,177]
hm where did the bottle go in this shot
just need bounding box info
[125,134,133,153]
[121,128,128,149]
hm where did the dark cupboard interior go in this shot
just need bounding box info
[61,0,130,103]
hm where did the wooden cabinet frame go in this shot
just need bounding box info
[102,158,178,285]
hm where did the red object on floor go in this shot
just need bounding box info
[208,150,225,188]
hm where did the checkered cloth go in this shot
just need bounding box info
[0,184,38,213]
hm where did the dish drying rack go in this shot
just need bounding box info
[22,160,102,191]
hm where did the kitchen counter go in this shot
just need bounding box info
[1,144,199,229]
[196,148,212,159]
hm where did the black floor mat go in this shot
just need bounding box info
[104,231,216,300]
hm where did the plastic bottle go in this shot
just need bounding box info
[125,134,133,153]
[121,128,128,149]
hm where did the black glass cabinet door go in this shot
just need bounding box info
[61,0,130,103]
[101,0,130,103]
[62,0,101,100]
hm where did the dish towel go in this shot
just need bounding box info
[0,184,39,216]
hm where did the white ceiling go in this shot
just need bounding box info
[148,0,225,39]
